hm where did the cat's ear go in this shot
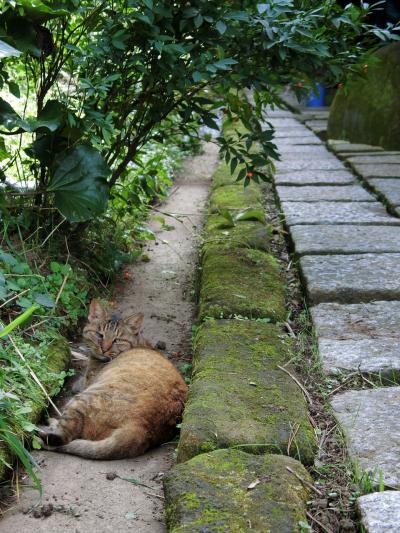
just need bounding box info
[125,312,144,334]
[87,299,107,322]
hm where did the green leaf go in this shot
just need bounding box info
[48,145,110,222]
[0,138,9,162]
[15,0,72,22]
[218,208,235,228]
[0,39,21,58]
[0,249,18,266]
[0,98,30,131]
[0,304,39,337]
[8,81,20,98]
[33,293,55,308]
[235,208,265,223]
[213,58,238,71]
[216,21,227,35]
[31,99,65,132]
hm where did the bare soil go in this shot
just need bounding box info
[0,143,219,533]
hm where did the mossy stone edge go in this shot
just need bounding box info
[177,320,316,465]
[164,448,312,533]
[0,334,70,481]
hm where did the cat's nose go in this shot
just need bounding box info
[101,340,113,353]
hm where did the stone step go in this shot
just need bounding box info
[300,253,400,304]
[358,491,400,532]
[327,140,384,153]
[280,201,400,226]
[367,178,400,207]
[348,155,400,165]
[276,158,346,172]
[351,162,400,178]
[164,449,312,533]
[274,129,320,139]
[276,185,374,203]
[275,170,355,186]
[331,387,400,489]
[177,320,316,464]
[274,145,330,155]
[311,302,400,377]
[290,225,400,255]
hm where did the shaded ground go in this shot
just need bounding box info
[1,143,219,532]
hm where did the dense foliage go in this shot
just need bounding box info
[0,0,397,225]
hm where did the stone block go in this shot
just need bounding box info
[332,387,400,488]
[311,302,400,376]
[204,216,271,252]
[276,159,346,171]
[276,185,374,202]
[164,449,311,532]
[209,184,262,213]
[290,225,400,255]
[327,140,384,153]
[280,201,400,226]
[199,247,286,320]
[300,253,400,304]
[177,320,316,464]
[358,491,400,532]
[351,163,400,178]
[368,178,400,206]
[347,154,400,165]
[274,170,355,186]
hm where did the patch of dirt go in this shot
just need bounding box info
[0,143,219,533]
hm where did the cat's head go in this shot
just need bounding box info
[83,299,146,361]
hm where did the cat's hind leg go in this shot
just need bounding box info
[52,426,147,460]
[37,408,84,448]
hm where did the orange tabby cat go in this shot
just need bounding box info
[38,299,188,460]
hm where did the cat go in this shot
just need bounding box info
[38,299,188,460]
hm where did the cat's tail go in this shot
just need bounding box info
[50,427,147,460]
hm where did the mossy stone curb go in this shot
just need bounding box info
[209,184,263,214]
[164,448,311,532]
[199,247,286,320]
[211,162,261,191]
[177,320,316,465]
[204,216,272,252]
[0,334,70,481]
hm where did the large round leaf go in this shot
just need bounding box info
[48,145,110,222]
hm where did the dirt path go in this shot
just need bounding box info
[1,143,219,533]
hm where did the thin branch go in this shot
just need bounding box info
[277,364,313,405]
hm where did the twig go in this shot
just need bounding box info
[277,364,313,405]
[9,335,62,416]
[287,423,300,455]
[328,372,358,396]
[306,511,333,533]
[53,274,69,310]
[143,490,165,500]
[0,289,30,309]
[286,466,323,496]
[40,217,66,247]
[284,321,296,338]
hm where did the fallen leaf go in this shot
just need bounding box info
[247,479,261,490]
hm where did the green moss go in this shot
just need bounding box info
[209,184,263,214]
[199,247,286,321]
[203,217,272,253]
[328,43,400,150]
[164,449,312,532]
[177,320,316,465]
[211,161,261,191]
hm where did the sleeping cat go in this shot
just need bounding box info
[38,299,188,460]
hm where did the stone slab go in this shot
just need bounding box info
[351,163,400,178]
[274,137,323,147]
[164,450,311,533]
[331,387,400,488]
[276,185,374,202]
[358,491,400,532]
[274,129,320,139]
[328,140,384,153]
[280,201,400,226]
[305,119,328,129]
[275,170,355,186]
[177,320,316,464]
[291,225,400,255]
[276,159,346,172]
[348,155,400,165]
[276,145,332,155]
[268,118,302,128]
[311,301,400,376]
[301,253,400,304]
[368,179,400,206]
[276,152,338,162]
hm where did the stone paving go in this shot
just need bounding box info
[268,107,400,532]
